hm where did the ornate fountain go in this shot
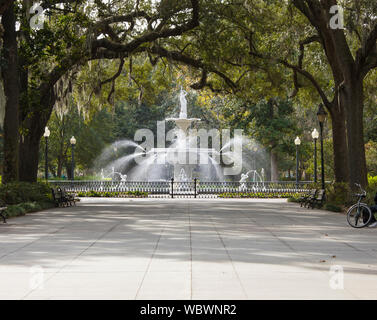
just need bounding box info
[164,88,202,181]
[96,87,264,184]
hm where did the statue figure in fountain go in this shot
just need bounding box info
[179,87,188,119]
[239,173,249,191]
[120,174,127,182]
[179,168,188,182]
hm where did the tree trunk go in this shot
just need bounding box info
[1,2,19,183]
[19,132,41,182]
[329,105,349,184]
[342,77,368,187]
[65,161,72,180]
[0,0,12,15]
[57,156,63,177]
[19,85,55,182]
[270,150,279,182]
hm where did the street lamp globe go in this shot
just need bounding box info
[317,104,328,123]
[294,137,301,146]
[312,128,319,140]
[70,136,76,145]
[43,127,50,138]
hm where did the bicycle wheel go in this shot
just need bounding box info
[347,204,372,228]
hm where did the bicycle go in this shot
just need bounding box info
[346,184,372,228]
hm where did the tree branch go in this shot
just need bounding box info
[291,35,322,97]
[362,22,377,60]
[148,45,237,92]
[250,51,332,108]
[100,57,125,86]
[90,0,199,56]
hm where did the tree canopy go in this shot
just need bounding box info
[0,0,376,187]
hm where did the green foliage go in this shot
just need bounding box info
[366,175,377,205]
[3,201,54,218]
[366,142,377,176]
[368,175,377,189]
[325,182,352,207]
[0,182,53,205]
[324,203,343,213]
[287,197,300,203]
[220,97,305,179]
[40,106,114,177]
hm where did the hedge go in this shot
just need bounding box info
[0,182,53,205]
[4,201,55,218]
[0,182,55,220]
[77,190,148,198]
[218,192,304,199]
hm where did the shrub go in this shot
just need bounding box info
[324,203,343,212]
[218,192,304,199]
[325,182,352,207]
[0,182,52,205]
[76,190,148,198]
[5,205,26,217]
[3,201,54,219]
[366,175,377,206]
[20,202,42,212]
[368,175,377,189]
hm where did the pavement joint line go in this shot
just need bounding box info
[252,206,377,260]
[188,201,193,300]
[208,213,249,300]
[237,208,360,299]
[134,206,172,300]
[0,226,66,261]
[21,221,123,300]
[2,200,376,300]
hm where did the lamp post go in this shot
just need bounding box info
[43,127,50,181]
[317,104,328,190]
[70,136,76,180]
[294,136,301,189]
[311,128,319,183]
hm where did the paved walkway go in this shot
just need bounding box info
[1,198,377,300]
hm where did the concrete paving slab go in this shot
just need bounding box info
[1,198,377,300]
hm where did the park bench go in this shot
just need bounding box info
[51,188,66,207]
[307,189,326,209]
[58,187,79,207]
[0,201,7,223]
[51,188,71,207]
[298,189,317,208]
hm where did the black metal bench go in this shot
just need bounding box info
[59,188,78,206]
[298,189,317,208]
[0,200,7,223]
[0,206,7,223]
[307,189,326,209]
[51,188,70,207]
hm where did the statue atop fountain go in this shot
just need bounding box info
[166,88,201,133]
[239,173,249,191]
[179,88,188,119]
[165,88,201,181]
[179,168,188,181]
